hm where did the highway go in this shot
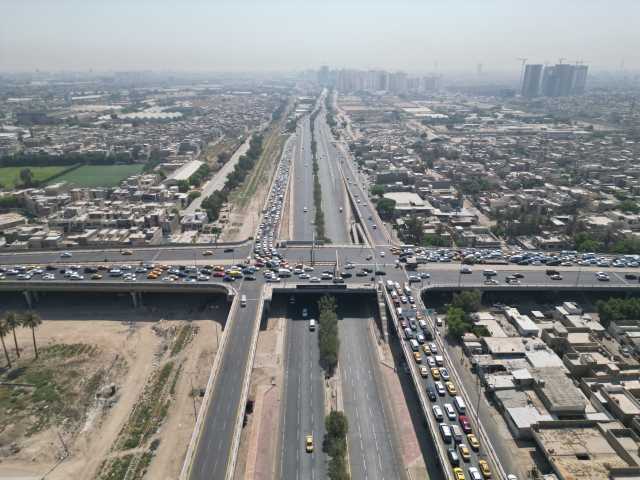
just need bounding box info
[292,117,315,241]
[313,102,351,243]
[189,280,262,480]
[339,303,401,480]
[279,302,327,480]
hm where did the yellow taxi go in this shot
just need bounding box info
[422,344,431,355]
[413,351,422,363]
[467,433,480,451]
[458,443,471,461]
[305,434,314,453]
[453,467,465,480]
[445,381,457,396]
[479,460,491,478]
[431,368,441,380]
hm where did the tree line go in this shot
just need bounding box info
[596,297,640,328]
[309,107,329,242]
[323,410,350,480]
[200,135,264,222]
[445,290,484,339]
[0,151,137,168]
[0,311,43,368]
[318,295,339,376]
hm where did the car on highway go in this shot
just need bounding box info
[467,433,480,451]
[453,467,466,480]
[413,351,422,363]
[431,367,441,380]
[448,448,460,466]
[459,415,472,433]
[550,273,563,280]
[445,381,458,396]
[478,460,492,478]
[432,405,444,421]
[305,434,314,453]
[444,403,456,420]
[440,367,450,380]
[224,248,234,253]
[310,276,320,283]
[420,366,429,378]
[468,467,482,480]
[435,381,446,396]
[61,251,73,258]
[203,250,213,256]
[458,443,471,462]
[625,273,638,280]
[121,249,133,255]
[426,385,437,401]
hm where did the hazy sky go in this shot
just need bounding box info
[2,0,638,73]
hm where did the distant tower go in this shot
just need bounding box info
[477,63,483,76]
[571,65,588,94]
[521,64,543,97]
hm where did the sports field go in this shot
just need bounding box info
[0,166,70,188]
[52,164,145,187]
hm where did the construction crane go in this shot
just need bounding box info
[558,57,567,64]
[516,57,527,91]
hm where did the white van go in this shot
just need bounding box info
[439,423,452,444]
[309,319,316,331]
[454,396,466,414]
[450,424,463,443]
[278,268,292,277]
[409,339,420,352]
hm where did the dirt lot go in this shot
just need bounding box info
[0,292,228,480]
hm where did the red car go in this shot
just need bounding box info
[459,415,472,434]
[213,271,225,277]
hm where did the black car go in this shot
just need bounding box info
[45,265,57,271]
[341,271,352,278]
[362,267,373,274]
[224,248,235,253]
[625,273,638,280]
[244,275,257,281]
[513,273,524,278]
[426,385,437,401]
[374,270,386,276]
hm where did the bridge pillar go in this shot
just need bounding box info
[130,291,139,308]
[22,291,33,309]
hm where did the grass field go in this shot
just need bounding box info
[52,164,145,187]
[0,166,70,188]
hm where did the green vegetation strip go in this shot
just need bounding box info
[0,165,77,189]
[323,411,350,480]
[117,361,175,450]
[318,295,339,376]
[170,324,194,357]
[309,106,329,242]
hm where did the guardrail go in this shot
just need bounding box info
[381,286,454,480]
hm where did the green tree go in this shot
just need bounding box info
[19,167,33,187]
[176,180,190,193]
[4,311,21,358]
[376,198,396,220]
[370,184,385,197]
[451,290,481,314]
[187,191,201,204]
[446,306,470,339]
[619,200,640,214]
[0,317,12,368]
[21,311,42,359]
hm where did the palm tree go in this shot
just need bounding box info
[0,318,12,368]
[21,311,42,359]
[5,311,21,358]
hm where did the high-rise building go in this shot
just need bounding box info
[521,64,543,97]
[540,63,589,97]
[317,65,330,86]
[571,65,588,94]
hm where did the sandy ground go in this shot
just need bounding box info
[233,315,286,480]
[0,293,227,480]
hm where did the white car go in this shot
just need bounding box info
[303,206,308,213]
[432,405,443,421]
[61,251,73,258]
[309,276,321,283]
[302,308,308,318]
[379,252,385,257]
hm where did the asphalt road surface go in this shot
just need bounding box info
[280,304,327,480]
[292,118,316,241]
[339,306,401,480]
[189,280,262,480]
